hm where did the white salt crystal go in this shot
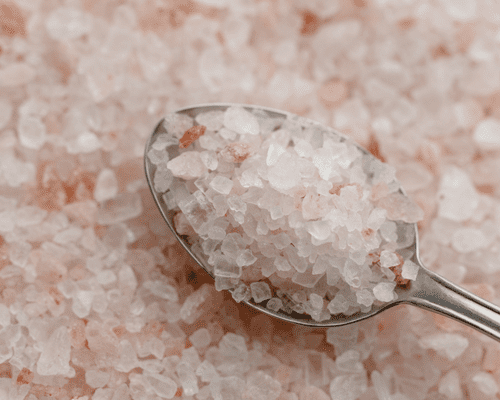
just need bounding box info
[236,249,257,267]
[196,360,219,383]
[163,113,194,138]
[471,372,498,396]
[15,206,47,227]
[266,297,283,312]
[45,7,92,39]
[306,221,331,241]
[167,151,207,180]
[268,153,301,192]
[451,227,488,253]
[86,369,110,388]
[372,282,396,302]
[227,196,247,214]
[438,167,479,222]
[401,260,419,280]
[379,221,397,242]
[327,294,349,314]
[176,362,199,396]
[209,175,234,195]
[309,293,323,310]
[380,250,400,268]
[232,283,252,303]
[189,328,211,350]
[200,151,218,171]
[72,290,94,318]
[418,333,469,361]
[223,106,260,136]
[97,270,117,285]
[213,252,241,278]
[116,340,139,372]
[274,256,292,272]
[245,371,282,400]
[266,143,286,166]
[94,169,118,202]
[356,288,374,307]
[97,192,143,225]
[0,304,10,328]
[0,98,13,130]
[17,115,46,150]
[37,326,72,376]
[438,0,477,21]
[144,281,179,302]
[195,110,224,131]
[438,369,462,399]
[329,373,367,400]
[0,63,36,87]
[239,169,263,188]
[473,118,500,149]
[208,226,226,240]
[250,281,272,303]
[146,373,178,399]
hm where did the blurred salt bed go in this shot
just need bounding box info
[0,0,499,399]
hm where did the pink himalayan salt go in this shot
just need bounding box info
[179,125,207,148]
[317,79,349,108]
[0,62,35,87]
[167,151,207,180]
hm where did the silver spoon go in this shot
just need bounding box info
[144,103,500,341]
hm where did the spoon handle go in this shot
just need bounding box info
[405,265,500,341]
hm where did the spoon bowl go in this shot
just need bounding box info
[145,103,500,340]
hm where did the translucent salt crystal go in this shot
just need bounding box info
[163,113,194,138]
[418,333,469,361]
[195,110,224,131]
[0,63,35,87]
[189,328,211,350]
[268,153,301,192]
[380,250,400,268]
[152,133,178,150]
[177,191,215,235]
[232,283,251,303]
[471,372,498,396]
[306,221,331,241]
[438,0,477,21]
[213,252,242,278]
[223,106,260,136]
[146,373,178,399]
[327,294,349,315]
[196,360,219,383]
[72,290,94,318]
[15,206,47,227]
[438,167,479,222]
[473,118,500,149]
[144,281,179,302]
[236,249,257,267]
[266,143,286,166]
[0,304,10,328]
[210,376,246,400]
[17,114,46,150]
[300,386,330,400]
[45,7,92,39]
[180,283,213,324]
[85,369,110,388]
[294,139,314,158]
[94,388,114,400]
[209,175,234,195]
[0,98,12,130]
[176,362,199,396]
[401,260,419,280]
[451,227,488,253]
[329,373,367,400]
[239,169,263,188]
[438,369,462,399]
[245,371,282,400]
[227,196,247,214]
[97,193,142,225]
[309,293,323,310]
[356,289,374,307]
[154,165,174,193]
[93,168,119,202]
[372,282,396,302]
[200,151,218,170]
[37,326,72,376]
[274,256,292,272]
[250,281,272,303]
[167,151,207,180]
[208,226,226,240]
[266,297,283,312]
[292,269,324,288]
[116,340,139,372]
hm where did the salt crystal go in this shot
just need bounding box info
[85,369,110,388]
[232,283,252,303]
[418,333,469,361]
[45,7,92,39]
[451,227,488,253]
[154,165,174,193]
[177,191,215,235]
[471,372,498,396]
[373,282,396,302]
[0,63,36,87]
[180,283,213,324]
[37,326,72,376]
[72,290,94,318]
[189,328,212,350]
[223,106,260,136]
[245,371,282,400]
[195,111,225,131]
[329,373,367,400]
[196,360,219,383]
[236,249,257,267]
[239,169,263,188]
[438,0,477,21]
[327,294,349,315]
[438,167,479,222]
[213,252,242,278]
[438,369,462,399]
[309,293,323,310]
[268,153,301,192]
[266,143,286,166]
[0,98,13,130]
[380,250,400,268]
[210,175,234,195]
[266,297,283,312]
[208,226,226,240]
[176,362,199,396]
[250,281,272,303]
[97,193,142,225]
[144,281,178,302]
[94,169,119,202]
[163,113,194,138]
[473,118,500,149]
[167,151,207,180]
[146,373,178,399]
[274,256,292,272]
[356,288,374,307]
[200,151,218,170]
[401,260,419,280]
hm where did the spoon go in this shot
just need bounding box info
[144,103,500,341]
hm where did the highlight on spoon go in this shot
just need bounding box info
[144,104,424,326]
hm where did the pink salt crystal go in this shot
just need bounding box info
[438,369,462,399]
[85,369,110,389]
[379,250,400,268]
[299,386,331,400]
[94,169,119,202]
[179,125,207,149]
[0,98,12,131]
[97,193,142,225]
[37,326,72,376]
[0,62,35,87]
[438,167,479,222]
[220,142,253,163]
[377,192,424,223]
[471,372,498,397]
[166,151,207,180]
[250,281,272,303]
[473,118,500,149]
[317,78,349,108]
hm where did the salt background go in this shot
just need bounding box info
[0,0,499,400]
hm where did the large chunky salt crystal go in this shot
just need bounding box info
[250,281,272,303]
[213,252,242,278]
[97,193,142,225]
[373,282,396,302]
[86,369,110,388]
[473,118,500,149]
[17,115,46,150]
[401,259,419,280]
[94,169,118,202]
[268,153,301,191]
[438,369,462,399]
[418,333,469,361]
[451,227,488,253]
[45,7,92,39]
[471,372,498,396]
[167,152,207,180]
[438,167,479,222]
[223,106,260,136]
[329,373,367,400]
[438,0,477,21]
[0,63,36,87]
[380,250,400,268]
[245,371,282,400]
[189,328,211,350]
[37,326,72,376]
[176,362,199,396]
[146,373,178,399]
[209,175,234,195]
